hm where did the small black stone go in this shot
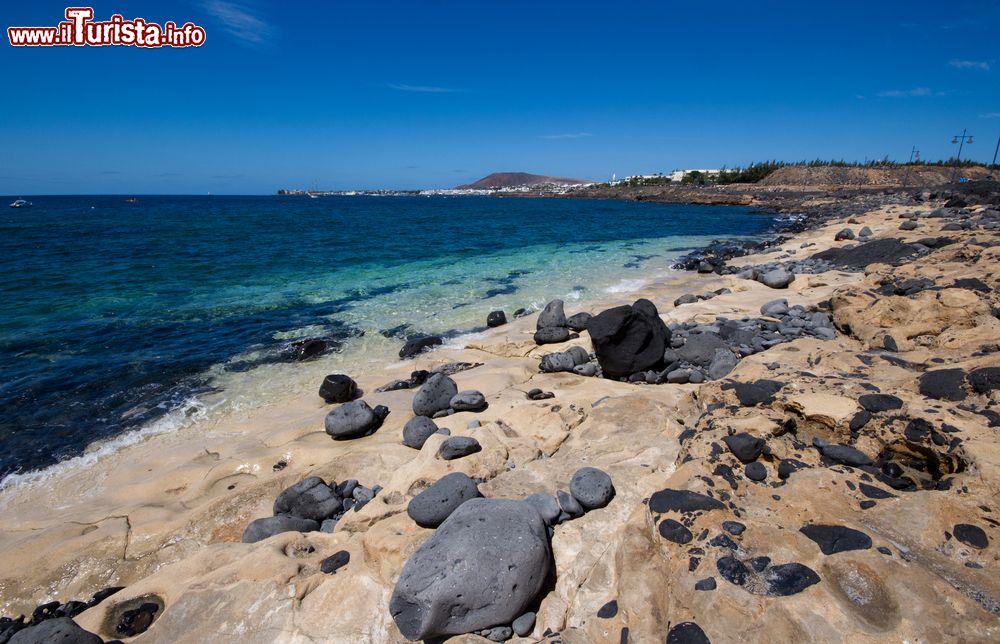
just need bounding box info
[716,556,749,586]
[723,433,766,463]
[858,393,904,412]
[722,520,746,536]
[709,533,739,550]
[919,368,968,401]
[745,462,767,481]
[659,519,693,544]
[849,410,872,432]
[666,621,710,644]
[778,458,809,480]
[597,600,618,619]
[859,500,876,510]
[858,482,896,499]
[320,550,351,574]
[764,562,821,596]
[877,546,892,555]
[694,577,717,591]
[953,524,989,549]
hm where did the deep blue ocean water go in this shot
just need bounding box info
[0,195,778,484]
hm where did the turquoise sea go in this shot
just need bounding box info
[0,195,779,484]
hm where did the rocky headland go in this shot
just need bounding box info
[1,182,999,643]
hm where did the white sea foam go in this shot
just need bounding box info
[0,396,209,495]
[604,278,649,294]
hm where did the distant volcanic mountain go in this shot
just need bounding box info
[455,172,592,190]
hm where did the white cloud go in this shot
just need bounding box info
[876,87,943,98]
[950,59,990,71]
[539,132,593,140]
[387,84,459,93]
[201,1,274,47]
[979,112,1000,119]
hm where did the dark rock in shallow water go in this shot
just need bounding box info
[800,524,872,555]
[666,621,710,644]
[953,523,989,549]
[450,390,487,412]
[674,293,699,306]
[399,335,443,359]
[534,326,571,345]
[438,436,482,460]
[407,472,482,528]
[402,416,439,450]
[649,489,725,514]
[389,498,551,641]
[586,299,670,379]
[486,310,507,327]
[412,373,459,417]
[731,380,784,406]
[569,467,615,510]
[242,515,319,543]
[566,312,592,332]
[537,299,567,329]
[723,432,765,463]
[324,399,387,439]
[273,476,342,521]
[858,393,903,412]
[7,618,102,644]
[919,368,968,401]
[658,518,693,544]
[320,550,350,574]
[318,374,358,404]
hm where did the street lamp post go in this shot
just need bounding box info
[902,146,919,188]
[950,129,974,182]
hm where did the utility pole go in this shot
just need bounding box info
[950,129,974,182]
[991,135,999,178]
[902,146,919,188]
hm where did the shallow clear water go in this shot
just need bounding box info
[0,194,778,483]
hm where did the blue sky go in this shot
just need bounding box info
[2,0,999,194]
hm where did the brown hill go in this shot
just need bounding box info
[456,172,592,190]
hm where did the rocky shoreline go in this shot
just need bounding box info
[1,183,999,643]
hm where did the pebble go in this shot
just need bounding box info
[723,432,766,463]
[511,612,536,637]
[407,472,482,528]
[745,462,767,481]
[412,373,459,417]
[666,622,710,644]
[450,390,488,412]
[953,523,989,549]
[318,374,358,404]
[694,577,717,591]
[799,524,872,554]
[320,550,350,574]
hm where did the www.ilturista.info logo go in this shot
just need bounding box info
[8,7,206,48]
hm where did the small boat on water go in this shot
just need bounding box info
[9,199,31,208]
[126,197,139,203]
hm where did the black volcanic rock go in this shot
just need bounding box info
[586,299,670,379]
[800,524,872,554]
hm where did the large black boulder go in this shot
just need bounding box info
[586,299,670,379]
[400,336,443,359]
[390,498,552,641]
[7,618,103,644]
